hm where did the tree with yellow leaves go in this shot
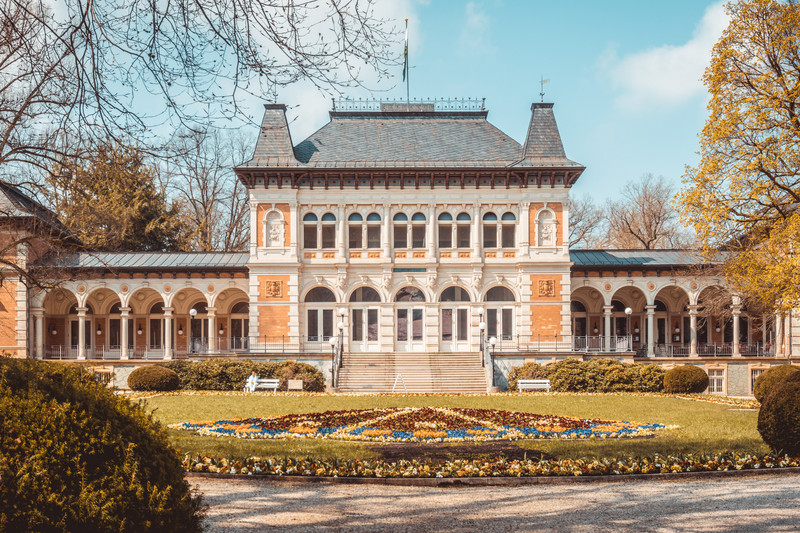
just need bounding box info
[679,0,800,313]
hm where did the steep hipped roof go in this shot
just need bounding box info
[0,180,80,244]
[238,101,584,171]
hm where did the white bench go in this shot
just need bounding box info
[252,378,280,392]
[517,379,551,392]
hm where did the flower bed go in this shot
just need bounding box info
[184,453,800,478]
[170,407,669,442]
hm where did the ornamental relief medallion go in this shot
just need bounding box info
[538,280,556,298]
[264,281,283,298]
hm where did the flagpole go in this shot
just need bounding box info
[404,18,409,107]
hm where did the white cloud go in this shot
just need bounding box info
[608,2,728,110]
[459,2,495,55]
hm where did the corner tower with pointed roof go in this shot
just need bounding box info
[236,98,584,390]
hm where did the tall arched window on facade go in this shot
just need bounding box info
[349,286,381,345]
[366,212,381,248]
[394,286,425,346]
[501,212,516,247]
[303,213,318,248]
[440,286,471,346]
[348,213,363,249]
[321,213,336,249]
[456,212,471,248]
[485,286,515,340]
[393,213,408,249]
[304,287,336,342]
[438,212,453,248]
[411,212,426,248]
[482,212,498,248]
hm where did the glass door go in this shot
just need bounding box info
[396,307,424,351]
[440,306,469,351]
[351,307,379,352]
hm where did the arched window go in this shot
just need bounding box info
[655,300,668,312]
[350,286,381,302]
[501,212,516,248]
[303,213,318,249]
[411,212,426,248]
[110,303,122,314]
[395,286,425,302]
[438,212,453,248]
[571,300,587,313]
[393,212,408,249]
[456,212,471,248]
[304,287,337,303]
[482,212,498,248]
[485,286,515,301]
[366,212,381,248]
[611,300,626,313]
[231,302,249,314]
[440,286,471,302]
[149,302,165,314]
[321,213,336,249]
[348,212,364,249]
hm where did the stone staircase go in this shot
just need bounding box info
[336,352,488,393]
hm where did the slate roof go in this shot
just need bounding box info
[570,249,709,267]
[0,180,80,244]
[51,252,249,270]
[238,101,583,170]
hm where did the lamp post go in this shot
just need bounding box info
[189,307,197,354]
[489,336,497,386]
[625,307,632,351]
[328,336,338,387]
[479,312,486,364]
[337,307,346,354]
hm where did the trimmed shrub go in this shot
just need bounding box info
[530,358,665,393]
[663,365,709,393]
[757,375,800,455]
[507,362,549,392]
[626,363,666,392]
[547,358,592,392]
[156,359,326,392]
[0,358,203,531]
[127,365,181,391]
[753,365,800,403]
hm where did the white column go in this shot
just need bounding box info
[33,308,44,359]
[603,305,612,352]
[77,307,87,360]
[337,204,346,259]
[732,302,742,357]
[163,307,173,359]
[519,202,530,257]
[120,307,130,360]
[382,205,391,259]
[249,201,258,254]
[207,307,217,353]
[290,201,300,257]
[646,305,655,356]
[472,203,480,259]
[775,313,784,357]
[689,305,698,357]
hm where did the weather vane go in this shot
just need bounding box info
[540,76,549,102]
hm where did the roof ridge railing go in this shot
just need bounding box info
[332,97,486,112]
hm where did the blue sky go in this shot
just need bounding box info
[270,0,728,203]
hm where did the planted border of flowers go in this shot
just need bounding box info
[184,453,800,478]
[170,407,670,443]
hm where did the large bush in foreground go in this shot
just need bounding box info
[757,373,800,455]
[128,365,181,391]
[158,359,325,391]
[663,365,709,393]
[0,359,203,532]
[753,365,800,403]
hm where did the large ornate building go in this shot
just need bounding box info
[2,99,796,394]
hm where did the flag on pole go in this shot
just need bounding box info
[402,18,408,81]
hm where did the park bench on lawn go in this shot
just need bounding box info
[517,379,551,392]
[253,378,280,392]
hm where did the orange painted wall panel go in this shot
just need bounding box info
[530,304,563,337]
[258,305,290,337]
[256,203,291,247]
[528,203,563,246]
[0,282,16,347]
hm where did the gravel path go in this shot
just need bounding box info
[193,473,800,532]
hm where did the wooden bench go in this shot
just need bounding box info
[253,378,280,392]
[517,379,551,392]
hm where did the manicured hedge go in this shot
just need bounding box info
[128,365,181,391]
[507,358,665,392]
[753,365,800,403]
[158,359,325,392]
[663,365,709,393]
[757,372,800,455]
[0,358,202,532]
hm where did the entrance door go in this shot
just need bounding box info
[396,307,424,351]
[230,318,249,350]
[440,306,469,351]
[351,307,379,352]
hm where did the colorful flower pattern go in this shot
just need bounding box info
[171,407,668,442]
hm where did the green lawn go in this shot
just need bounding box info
[142,393,767,461]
